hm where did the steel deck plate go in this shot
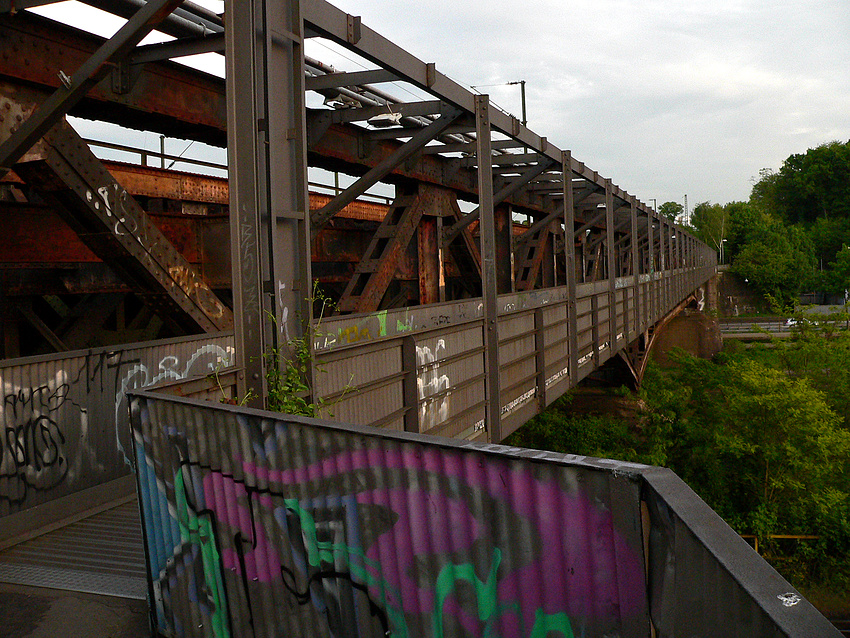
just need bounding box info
[0,501,147,600]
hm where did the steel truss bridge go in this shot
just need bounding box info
[0,0,717,441]
[0,1,839,637]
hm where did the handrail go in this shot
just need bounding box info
[82,138,394,205]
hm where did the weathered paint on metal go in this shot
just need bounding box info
[312,264,714,442]
[130,391,650,638]
[0,333,234,519]
[129,391,841,638]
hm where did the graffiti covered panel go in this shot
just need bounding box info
[130,392,649,638]
[0,334,234,517]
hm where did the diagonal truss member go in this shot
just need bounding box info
[0,0,185,172]
[12,120,232,333]
[337,187,425,313]
[310,106,463,233]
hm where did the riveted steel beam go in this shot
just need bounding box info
[0,0,185,171]
[11,119,232,332]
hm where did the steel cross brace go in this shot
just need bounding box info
[310,106,463,233]
[336,188,426,313]
[443,159,556,244]
[0,0,184,172]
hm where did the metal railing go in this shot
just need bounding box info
[312,264,716,441]
[83,138,395,206]
[0,332,235,537]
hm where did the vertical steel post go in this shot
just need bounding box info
[402,335,420,433]
[648,212,656,323]
[562,151,578,385]
[534,307,546,409]
[630,197,640,341]
[226,0,312,405]
[495,203,514,294]
[664,220,672,311]
[475,95,501,442]
[677,224,684,303]
[659,218,667,313]
[605,179,617,352]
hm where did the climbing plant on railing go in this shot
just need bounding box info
[265,282,353,417]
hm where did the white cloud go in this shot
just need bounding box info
[26,0,850,207]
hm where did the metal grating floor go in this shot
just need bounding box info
[0,500,147,600]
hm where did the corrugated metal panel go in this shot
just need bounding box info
[130,392,650,638]
[0,333,235,517]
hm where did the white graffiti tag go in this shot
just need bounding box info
[416,339,450,430]
[114,344,234,465]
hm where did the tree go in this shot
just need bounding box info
[732,222,815,305]
[641,353,850,549]
[723,201,760,263]
[750,168,780,216]
[761,141,850,223]
[691,201,728,260]
[809,216,850,270]
[658,201,684,223]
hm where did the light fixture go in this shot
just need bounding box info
[367,111,403,127]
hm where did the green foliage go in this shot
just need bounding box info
[749,167,781,216]
[264,282,353,417]
[510,334,850,596]
[731,221,815,305]
[504,394,649,464]
[639,349,850,591]
[736,142,850,303]
[723,201,762,263]
[770,141,850,223]
[658,201,683,223]
[809,216,850,270]
[264,324,316,416]
[824,245,850,296]
[690,201,727,253]
[773,311,850,424]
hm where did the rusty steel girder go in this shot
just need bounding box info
[11,118,232,333]
[0,12,560,219]
[0,12,228,146]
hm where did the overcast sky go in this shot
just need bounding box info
[32,0,850,211]
[329,0,850,210]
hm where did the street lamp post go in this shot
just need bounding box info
[507,80,527,127]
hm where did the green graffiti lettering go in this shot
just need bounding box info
[529,609,574,638]
[376,310,388,336]
[432,548,501,638]
[283,499,409,637]
[174,470,230,638]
